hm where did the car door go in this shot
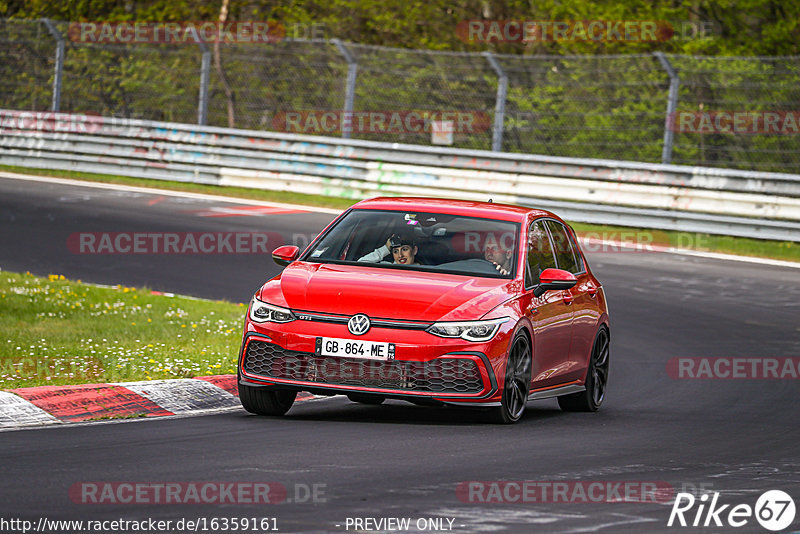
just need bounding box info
[544,220,600,383]
[524,219,575,389]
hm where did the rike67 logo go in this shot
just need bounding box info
[668,490,796,531]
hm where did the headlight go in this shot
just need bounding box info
[426,317,509,342]
[249,297,296,324]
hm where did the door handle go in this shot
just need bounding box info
[587,286,598,298]
[562,292,574,305]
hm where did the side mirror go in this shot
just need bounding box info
[272,245,300,267]
[533,268,577,297]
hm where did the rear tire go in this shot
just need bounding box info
[558,326,609,412]
[347,393,386,405]
[238,382,297,416]
[488,332,532,424]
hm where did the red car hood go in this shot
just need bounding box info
[260,262,514,322]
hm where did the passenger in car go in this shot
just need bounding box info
[484,240,513,275]
[358,230,419,265]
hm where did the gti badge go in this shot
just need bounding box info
[348,313,371,335]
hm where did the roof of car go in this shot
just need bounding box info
[350,197,551,222]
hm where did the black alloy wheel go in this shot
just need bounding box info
[558,327,609,412]
[489,332,532,424]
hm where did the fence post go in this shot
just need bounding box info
[41,19,64,113]
[654,52,680,164]
[483,52,508,152]
[332,39,358,139]
[197,41,211,125]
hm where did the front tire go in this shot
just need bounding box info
[238,382,297,416]
[488,332,532,424]
[558,326,609,412]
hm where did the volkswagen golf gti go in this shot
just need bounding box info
[238,197,610,423]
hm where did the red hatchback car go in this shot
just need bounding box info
[238,197,610,423]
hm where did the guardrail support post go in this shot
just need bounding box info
[333,39,358,139]
[41,19,64,113]
[197,40,211,125]
[654,52,680,165]
[483,52,508,152]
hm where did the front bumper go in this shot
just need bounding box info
[238,333,499,402]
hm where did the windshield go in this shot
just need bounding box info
[301,209,520,278]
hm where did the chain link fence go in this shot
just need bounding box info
[2,19,799,173]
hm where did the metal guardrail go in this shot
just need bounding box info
[1,110,799,242]
[4,19,800,174]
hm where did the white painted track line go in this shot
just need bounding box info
[0,171,343,214]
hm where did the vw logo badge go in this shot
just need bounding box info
[348,314,371,336]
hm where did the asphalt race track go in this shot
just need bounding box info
[1,175,799,533]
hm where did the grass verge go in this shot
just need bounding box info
[2,165,798,263]
[0,270,243,389]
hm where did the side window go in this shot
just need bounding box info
[545,220,580,274]
[526,220,557,287]
[567,224,585,273]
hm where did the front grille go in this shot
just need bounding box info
[243,340,483,394]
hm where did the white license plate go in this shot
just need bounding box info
[316,337,395,360]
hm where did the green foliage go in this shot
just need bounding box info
[5,0,800,55]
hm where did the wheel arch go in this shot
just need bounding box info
[502,321,533,387]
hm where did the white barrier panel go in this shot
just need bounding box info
[2,109,800,241]
[363,163,800,221]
